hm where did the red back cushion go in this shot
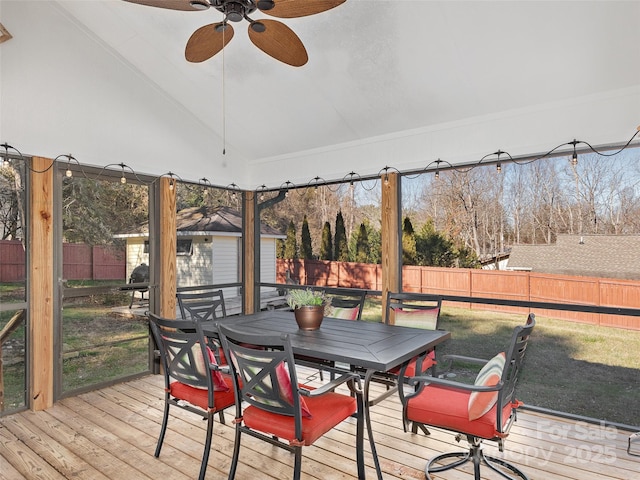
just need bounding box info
[193,343,230,392]
[276,362,313,418]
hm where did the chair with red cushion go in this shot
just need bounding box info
[399,313,535,480]
[216,323,364,480]
[177,287,227,364]
[386,291,443,375]
[365,292,443,408]
[149,313,235,480]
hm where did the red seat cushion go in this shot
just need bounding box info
[406,384,514,440]
[390,351,436,376]
[243,390,357,446]
[169,375,235,411]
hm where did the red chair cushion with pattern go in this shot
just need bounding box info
[329,306,360,320]
[468,352,505,420]
[406,383,514,440]
[169,375,235,411]
[193,344,230,392]
[276,363,313,418]
[243,390,357,446]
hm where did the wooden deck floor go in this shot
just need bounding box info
[1,372,638,479]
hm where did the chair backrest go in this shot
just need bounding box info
[217,324,304,429]
[177,288,227,322]
[148,313,213,397]
[385,291,442,329]
[324,287,367,320]
[498,313,536,411]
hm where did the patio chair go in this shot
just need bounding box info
[400,313,536,480]
[176,287,227,321]
[148,313,235,480]
[177,287,227,363]
[365,291,443,408]
[324,287,367,321]
[216,323,364,480]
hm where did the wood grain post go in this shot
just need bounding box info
[29,157,54,410]
[243,191,256,314]
[381,171,401,322]
[159,177,176,318]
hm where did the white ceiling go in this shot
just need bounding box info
[2,1,640,187]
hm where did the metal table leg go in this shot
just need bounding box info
[364,369,384,480]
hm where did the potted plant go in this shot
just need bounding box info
[286,288,330,330]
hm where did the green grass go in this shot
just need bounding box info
[1,294,151,412]
[61,303,150,392]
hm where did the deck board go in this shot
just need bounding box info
[1,372,638,480]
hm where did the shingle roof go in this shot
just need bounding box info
[118,206,284,237]
[506,234,640,280]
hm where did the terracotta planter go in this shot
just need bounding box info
[294,305,325,331]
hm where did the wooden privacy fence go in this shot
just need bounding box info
[277,259,640,330]
[0,241,125,282]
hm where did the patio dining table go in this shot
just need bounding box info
[204,310,451,479]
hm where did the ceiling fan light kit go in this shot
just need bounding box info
[124,0,346,66]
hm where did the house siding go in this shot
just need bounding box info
[211,236,241,299]
[176,237,212,288]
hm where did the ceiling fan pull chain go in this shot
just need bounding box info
[222,19,226,156]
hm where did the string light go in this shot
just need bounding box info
[56,154,78,178]
[226,182,239,199]
[1,125,638,192]
[2,143,10,168]
[280,180,294,197]
[119,163,127,184]
[258,184,267,201]
[570,139,579,166]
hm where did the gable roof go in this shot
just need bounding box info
[506,234,640,280]
[117,206,284,238]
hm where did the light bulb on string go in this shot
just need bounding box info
[119,163,127,184]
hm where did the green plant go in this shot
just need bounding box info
[286,288,327,309]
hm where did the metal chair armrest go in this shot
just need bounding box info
[299,372,361,397]
[441,354,489,365]
[407,373,503,393]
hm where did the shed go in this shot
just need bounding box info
[115,206,285,299]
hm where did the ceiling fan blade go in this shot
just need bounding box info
[248,19,308,67]
[261,0,346,18]
[122,0,207,11]
[185,23,234,63]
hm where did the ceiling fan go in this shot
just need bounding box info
[123,0,346,67]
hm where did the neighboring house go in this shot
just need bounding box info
[115,206,285,299]
[506,234,640,280]
[479,251,511,271]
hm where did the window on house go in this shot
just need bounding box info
[177,238,193,256]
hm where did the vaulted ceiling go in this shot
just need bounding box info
[1,1,639,188]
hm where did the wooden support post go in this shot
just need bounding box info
[381,171,401,322]
[159,177,176,318]
[243,191,256,314]
[29,157,54,410]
